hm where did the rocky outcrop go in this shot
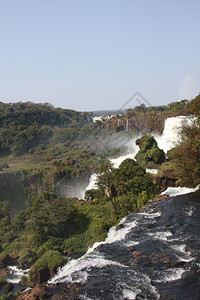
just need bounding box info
[129,247,185,269]
[17,282,83,300]
[155,169,178,192]
[30,268,56,284]
[17,284,52,300]
[0,254,18,269]
[3,282,14,293]
[109,113,184,134]
[0,267,10,278]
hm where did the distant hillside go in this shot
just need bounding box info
[0,101,93,157]
[91,110,124,116]
[0,101,92,128]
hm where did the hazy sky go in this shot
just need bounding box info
[0,0,199,111]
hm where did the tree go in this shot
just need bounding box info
[135,135,165,166]
[187,94,200,116]
[169,120,200,187]
[30,192,76,243]
[96,160,114,191]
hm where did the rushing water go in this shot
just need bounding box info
[155,115,195,153]
[6,266,29,283]
[83,115,195,195]
[49,188,200,299]
[48,115,200,299]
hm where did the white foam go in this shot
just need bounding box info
[186,206,196,216]
[122,288,138,299]
[85,174,98,191]
[110,151,138,169]
[171,244,193,262]
[50,217,137,283]
[161,186,199,197]
[155,115,196,153]
[139,211,162,218]
[87,219,138,254]
[49,254,125,284]
[146,168,158,174]
[156,268,186,283]
[7,266,29,283]
[148,230,172,241]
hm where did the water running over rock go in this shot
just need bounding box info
[49,188,200,299]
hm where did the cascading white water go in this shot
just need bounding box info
[82,115,196,198]
[7,266,29,283]
[49,184,199,290]
[161,186,199,197]
[48,115,200,299]
[82,141,139,195]
[155,115,195,153]
[110,150,139,169]
[81,173,98,197]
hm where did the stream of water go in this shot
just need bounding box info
[49,187,200,299]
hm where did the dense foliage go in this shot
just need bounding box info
[90,158,159,217]
[0,101,93,157]
[0,102,92,128]
[0,158,159,282]
[135,135,165,166]
[159,94,200,187]
[186,94,200,116]
[166,119,200,187]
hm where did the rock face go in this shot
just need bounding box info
[0,267,10,278]
[155,169,178,192]
[17,284,52,300]
[17,282,85,300]
[30,268,56,284]
[3,282,13,293]
[16,191,200,299]
[0,254,18,278]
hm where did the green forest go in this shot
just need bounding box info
[0,94,200,297]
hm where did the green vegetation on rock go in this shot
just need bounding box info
[135,135,165,167]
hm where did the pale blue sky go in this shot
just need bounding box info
[0,0,199,111]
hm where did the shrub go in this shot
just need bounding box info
[30,250,66,273]
[0,278,6,284]
[20,275,27,282]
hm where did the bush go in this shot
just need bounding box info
[135,135,165,166]
[20,275,27,282]
[168,120,200,186]
[30,250,66,273]
[62,233,88,254]
[19,248,37,265]
[0,277,6,284]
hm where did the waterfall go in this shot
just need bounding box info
[81,173,98,197]
[49,115,200,299]
[49,186,199,300]
[125,119,129,133]
[155,115,195,153]
[82,138,140,197]
[81,115,196,199]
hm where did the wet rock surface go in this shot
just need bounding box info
[17,284,52,299]
[155,169,178,192]
[17,190,200,299]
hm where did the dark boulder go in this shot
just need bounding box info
[30,267,56,284]
[3,282,13,293]
[17,284,52,300]
[155,169,178,192]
